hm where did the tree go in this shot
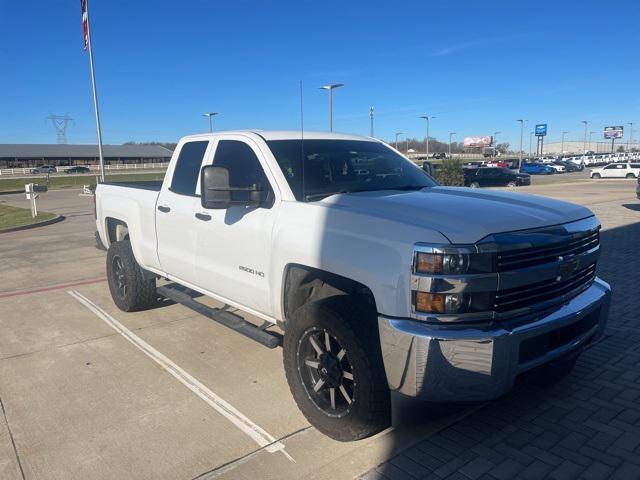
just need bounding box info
[617,146,625,153]
[496,143,510,154]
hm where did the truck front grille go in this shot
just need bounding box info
[497,230,599,272]
[495,263,596,313]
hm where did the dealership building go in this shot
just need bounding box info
[0,144,173,169]
[541,140,640,155]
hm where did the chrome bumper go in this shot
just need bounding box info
[378,278,611,401]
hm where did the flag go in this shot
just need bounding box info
[80,0,89,50]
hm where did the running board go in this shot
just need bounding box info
[157,285,282,349]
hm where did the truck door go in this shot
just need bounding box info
[193,136,278,317]
[156,140,210,284]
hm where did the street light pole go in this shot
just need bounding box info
[628,122,634,152]
[517,119,526,168]
[202,112,218,132]
[320,83,344,132]
[420,115,435,159]
[449,132,456,158]
[395,132,404,150]
[369,107,375,137]
[581,120,589,153]
[589,131,596,152]
[493,131,501,160]
[529,131,534,159]
[561,131,568,155]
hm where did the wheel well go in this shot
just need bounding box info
[282,265,377,324]
[106,217,129,244]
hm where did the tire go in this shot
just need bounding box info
[283,296,391,441]
[529,354,578,387]
[469,182,480,188]
[506,181,517,187]
[626,173,635,179]
[592,173,601,179]
[106,240,157,312]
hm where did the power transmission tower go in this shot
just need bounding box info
[46,113,74,144]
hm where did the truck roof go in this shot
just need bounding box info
[181,130,377,142]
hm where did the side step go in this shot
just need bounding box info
[157,285,281,349]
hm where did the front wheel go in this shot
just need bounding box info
[506,181,517,187]
[106,240,157,312]
[469,181,480,188]
[283,297,391,441]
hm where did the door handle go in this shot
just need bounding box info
[195,212,212,221]
[157,205,171,213]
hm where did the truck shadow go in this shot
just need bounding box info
[369,218,640,479]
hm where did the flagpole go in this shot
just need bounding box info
[85,0,105,182]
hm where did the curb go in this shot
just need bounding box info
[0,190,25,195]
[0,215,65,234]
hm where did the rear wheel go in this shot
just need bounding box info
[106,240,157,312]
[592,173,601,179]
[626,173,635,179]
[283,296,391,441]
[506,181,517,187]
[469,181,480,188]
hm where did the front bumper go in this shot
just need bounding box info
[378,278,611,401]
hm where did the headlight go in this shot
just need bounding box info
[412,244,497,320]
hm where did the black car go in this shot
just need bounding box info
[554,160,582,172]
[65,166,91,174]
[464,167,531,188]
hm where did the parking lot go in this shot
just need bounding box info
[1,179,639,480]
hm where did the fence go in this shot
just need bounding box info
[0,162,170,176]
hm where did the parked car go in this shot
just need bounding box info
[590,163,640,179]
[637,175,640,200]
[555,160,581,172]
[431,152,447,159]
[520,162,555,175]
[464,167,530,188]
[64,166,91,174]
[95,130,610,441]
[31,165,57,174]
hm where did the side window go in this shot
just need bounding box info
[170,141,209,195]
[213,140,274,206]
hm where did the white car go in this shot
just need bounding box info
[548,164,566,173]
[94,130,611,441]
[591,163,640,179]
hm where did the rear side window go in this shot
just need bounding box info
[213,140,274,205]
[170,141,209,195]
[631,164,640,169]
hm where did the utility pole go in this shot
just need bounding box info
[589,131,596,152]
[202,112,218,132]
[517,119,526,168]
[628,122,634,152]
[369,107,375,137]
[529,131,534,159]
[449,132,456,158]
[320,83,344,132]
[46,113,74,144]
[395,132,404,150]
[493,131,501,160]
[420,115,435,159]
[561,131,568,155]
[581,120,589,153]
[405,137,409,154]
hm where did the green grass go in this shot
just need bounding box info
[0,172,166,192]
[0,204,56,231]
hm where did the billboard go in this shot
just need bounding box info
[535,124,548,136]
[604,126,624,139]
[463,136,493,148]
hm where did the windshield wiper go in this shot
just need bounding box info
[304,191,348,201]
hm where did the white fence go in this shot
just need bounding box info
[0,162,169,176]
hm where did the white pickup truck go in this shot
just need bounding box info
[95,130,611,441]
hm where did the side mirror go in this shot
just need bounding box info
[200,165,266,209]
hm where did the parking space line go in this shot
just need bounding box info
[67,290,294,463]
[0,277,106,299]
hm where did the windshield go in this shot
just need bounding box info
[266,139,437,201]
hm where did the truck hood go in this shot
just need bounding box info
[320,187,594,244]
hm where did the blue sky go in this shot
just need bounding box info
[1,0,639,148]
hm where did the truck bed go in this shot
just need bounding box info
[103,180,163,191]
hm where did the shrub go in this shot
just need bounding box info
[433,159,465,186]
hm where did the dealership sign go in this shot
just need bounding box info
[535,124,548,136]
[463,136,493,148]
[604,126,624,139]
